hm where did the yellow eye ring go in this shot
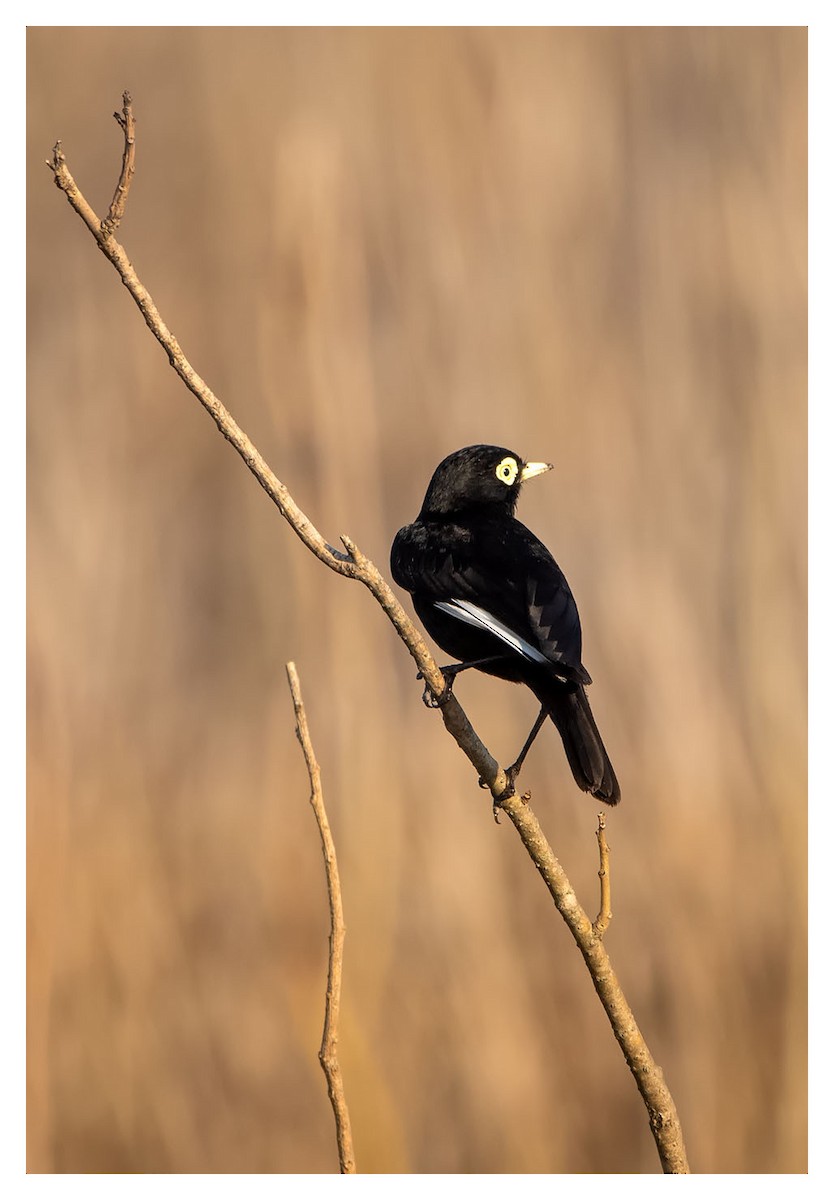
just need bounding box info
[495,456,520,485]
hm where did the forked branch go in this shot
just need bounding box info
[48,95,689,1175]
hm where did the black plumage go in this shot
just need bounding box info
[390,444,620,804]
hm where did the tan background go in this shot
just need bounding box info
[27,27,807,1173]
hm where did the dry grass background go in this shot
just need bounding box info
[26,27,807,1174]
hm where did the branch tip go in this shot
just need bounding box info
[339,534,359,561]
[592,812,613,938]
[101,92,136,237]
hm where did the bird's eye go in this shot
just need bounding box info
[495,457,519,485]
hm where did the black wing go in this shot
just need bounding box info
[391,516,589,682]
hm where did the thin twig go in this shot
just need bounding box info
[101,90,136,236]
[286,663,356,1174]
[592,813,612,937]
[48,95,690,1175]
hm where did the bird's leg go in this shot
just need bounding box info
[502,705,549,791]
[418,656,505,708]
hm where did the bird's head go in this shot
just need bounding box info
[418,444,553,518]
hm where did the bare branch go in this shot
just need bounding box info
[286,662,356,1175]
[101,90,136,236]
[592,813,613,937]
[500,794,687,1169]
[48,95,690,1175]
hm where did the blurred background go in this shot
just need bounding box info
[27,27,807,1174]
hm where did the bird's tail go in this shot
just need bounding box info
[532,679,620,805]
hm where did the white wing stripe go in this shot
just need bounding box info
[434,599,550,665]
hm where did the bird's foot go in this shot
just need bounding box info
[498,763,520,801]
[490,779,532,823]
[418,664,461,709]
[479,764,530,803]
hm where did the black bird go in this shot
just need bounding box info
[390,444,620,804]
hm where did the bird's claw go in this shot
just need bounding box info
[481,764,526,803]
[417,666,456,709]
[499,764,520,800]
[490,773,523,823]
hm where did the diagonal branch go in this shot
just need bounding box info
[286,662,356,1174]
[48,95,690,1175]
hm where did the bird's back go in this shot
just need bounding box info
[391,512,586,681]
